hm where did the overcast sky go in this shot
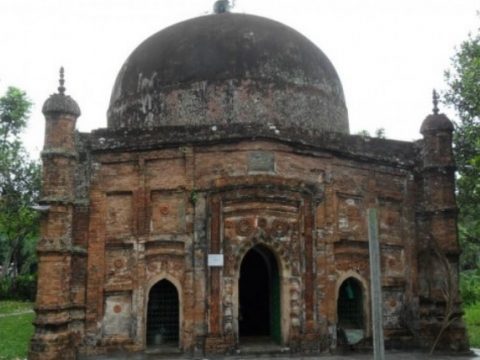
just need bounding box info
[0,0,479,158]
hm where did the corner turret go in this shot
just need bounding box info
[417,90,468,351]
[420,90,455,170]
[419,90,456,217]
[29,68,81,360]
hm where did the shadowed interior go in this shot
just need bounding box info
[239,245,280,342]
[147,280,179,346]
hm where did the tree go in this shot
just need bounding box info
[356,127,386,138]
[0,87,40,279]
[444,27,480,270]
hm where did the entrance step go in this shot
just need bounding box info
[145,344,182,355]
[238,337,288,356]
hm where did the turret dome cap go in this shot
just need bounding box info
[42,67,81,117]
[42,94,81,117]
[420,113,454,134]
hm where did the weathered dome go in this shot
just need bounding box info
[108,13,349,133]
[43,67,81,117]
[420,113,454,134]
[43,93,81,117]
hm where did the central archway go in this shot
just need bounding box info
[146,279,179,347]
[239,244,281,343]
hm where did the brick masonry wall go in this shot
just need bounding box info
[69,137,468,355]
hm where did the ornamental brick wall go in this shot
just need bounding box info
[73,138,442,354]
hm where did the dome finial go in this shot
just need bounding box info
[42,67,81,117]
[213,0,230,14]
[432,89,439,115]
[58,66,66,95]
[420,89,453,134]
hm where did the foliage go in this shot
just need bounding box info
[189,189,198,205]
[0,301,34,360]
[0,274,36,301]
[0,87,40,280]
[356,129,370,137]
[464,302,480,347]
[0,87,31,139]
[460,269,480,306]
[374,127,386,139]
[444,29,480,270]
[356,127,386,138]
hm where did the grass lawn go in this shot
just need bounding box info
[0,301,33,315]
[0,301,34,360]
[465,303,480,348]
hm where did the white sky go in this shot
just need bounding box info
[0,0,478,158]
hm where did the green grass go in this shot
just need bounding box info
[464,302,480,347]
[0,301,33,315]
[0,301,34,360]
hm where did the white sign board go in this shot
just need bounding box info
[208,254,224,267]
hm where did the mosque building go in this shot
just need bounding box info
[29,4,468,359]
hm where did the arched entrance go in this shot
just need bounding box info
[337,277,364,344]
[239,245,281,343]
[146,279,179,346]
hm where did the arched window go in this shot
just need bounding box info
[337,277,364,330]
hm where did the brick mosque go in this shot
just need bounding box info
[29,6,469,360]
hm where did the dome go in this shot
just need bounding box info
[107,13,349,134]
[43,93,81,117]
[420,113,454,134]
[43,67,81,117]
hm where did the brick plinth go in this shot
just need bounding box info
[29,331,76,360]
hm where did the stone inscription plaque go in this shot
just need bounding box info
[248,151,274,173]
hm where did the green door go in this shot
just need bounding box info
[270,262,281,343]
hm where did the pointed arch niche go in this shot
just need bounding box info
[336,273,369,345]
